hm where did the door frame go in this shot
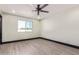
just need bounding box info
[0,15,2,44]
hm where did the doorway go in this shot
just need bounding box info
[0,15,2,44]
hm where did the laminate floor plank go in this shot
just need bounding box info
[0,39,79,55]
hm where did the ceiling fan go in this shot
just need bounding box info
[33,4,49,15]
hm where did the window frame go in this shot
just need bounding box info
[17,17,33,32]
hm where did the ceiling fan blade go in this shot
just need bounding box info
[40,10,49,13]
[37,4,40,15]
[40,4,48,9]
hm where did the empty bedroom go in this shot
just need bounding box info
[0,4,79,55]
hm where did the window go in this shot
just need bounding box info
[18,20,32,32]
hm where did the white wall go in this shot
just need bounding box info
[2,13,40,42]
[2,5,79,46]
[41,6,79,46]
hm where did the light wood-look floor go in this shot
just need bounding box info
[0,39,79,55]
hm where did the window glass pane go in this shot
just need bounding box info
[18,20,26,32]
[18,20,26,28]
[26,21,32,29]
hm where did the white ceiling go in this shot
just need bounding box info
[0,4,79,19]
